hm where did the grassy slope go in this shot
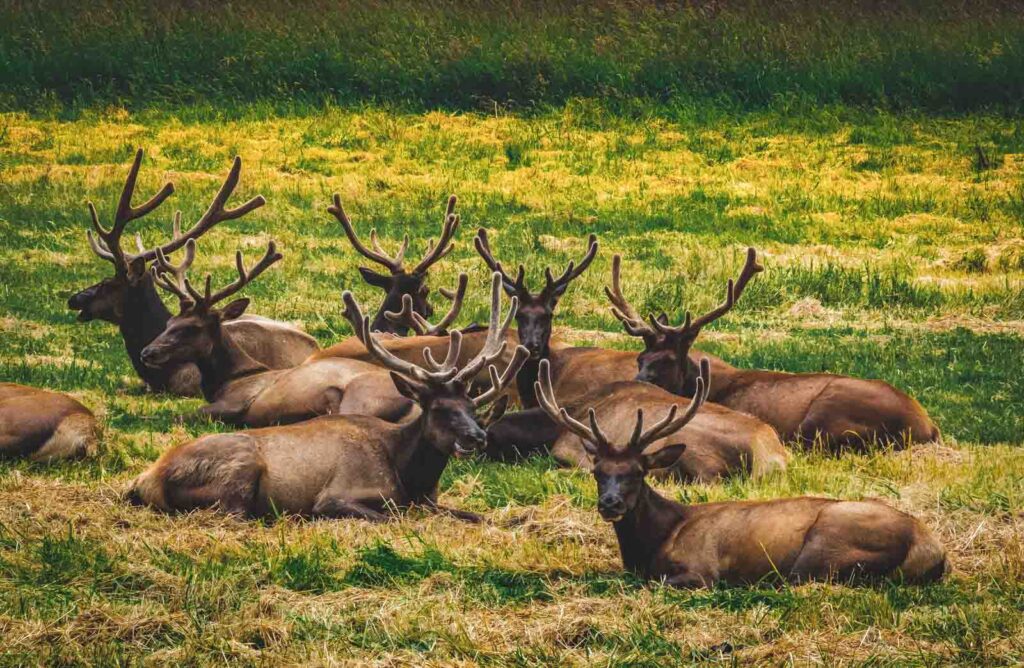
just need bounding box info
[0,104,1023,664]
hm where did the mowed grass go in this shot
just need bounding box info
[1,104,1023,664]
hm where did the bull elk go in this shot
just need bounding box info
[607,250,939,450]
[0,384,97,461]
[67,149,318,396]
[328,194,460,335]
[126,275,529,521]
[473,228,599,405]
[535,361,947,586]
[141,239,415,427]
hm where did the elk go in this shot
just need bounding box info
[607,250,940,450]
[126,274,529,521]
[328,193,460,335]
[473,228,598,405]
[535,360,947,586]
[0,384,97,461]
[142,239,416,427]
[67,149,318,396]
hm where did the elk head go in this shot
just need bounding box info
[606,249,762,396]
[535,356,710,521]
[474,229,598,359]
[328,194,460,335]
[141,239,281,369]
[342,273,529,457]
[68,148,264,323]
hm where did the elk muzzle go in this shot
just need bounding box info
[140,341,174,368]
[67,287,97,321]
[597,492,628,522]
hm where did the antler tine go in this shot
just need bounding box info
[86,148,175,267]
[134,157,264,264]
[328,194,405,273]
[341,291,458,383]
[604,254,656,337]
[471,344,530,407]
[542,234,599,297]
[383,294,425,335]
[207,241,282,307]
[384,273,469,336]
[411,195,460,274]
[533,358,611,454]
[454,272,519,384]
[687,247,763,331]
[151,238,201,306]
[473,228,527,294]
[629,357,711,453]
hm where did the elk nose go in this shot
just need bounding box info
[140,346,162,368]
[597,495,627,519]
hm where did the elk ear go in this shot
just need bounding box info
[389,371,427,402]
[359,267,394,289]
[127,256,148,281]
[641,442,687,470]
[220,298,250,321]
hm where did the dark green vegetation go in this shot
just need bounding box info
[3,0,1024,113]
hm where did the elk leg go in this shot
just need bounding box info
[311,494,389,522]
[485,408,560,461]
[422,499,483,523]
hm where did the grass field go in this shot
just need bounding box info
[2,2,1024,661]
[1,102,1022,665]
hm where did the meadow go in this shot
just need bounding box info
[2,1,1024,665]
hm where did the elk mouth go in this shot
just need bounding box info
[74,309,94,322]
[453,440,482,458]
[140,347,171,368]
[598,511,625,522]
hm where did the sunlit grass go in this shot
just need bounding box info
[0,104,1022,664]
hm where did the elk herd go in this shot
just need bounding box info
[3,149,947,587]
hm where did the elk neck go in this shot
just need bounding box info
[515,357,542,408]
[611,482,689,576]
[120,274,175,388]
[195,323,270,402]
[390,415,452,504]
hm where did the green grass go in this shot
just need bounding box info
[1,60,1024,665]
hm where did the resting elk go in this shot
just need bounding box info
[535,360,947,586]
[141,239,417,427]
[326,193,460,335]
[472,228,599,404]
[126,275,529,521]
[0,384,98,461]
[66,149,318,396]
[607,249,940,450]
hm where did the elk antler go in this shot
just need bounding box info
[410,195,459,274]
[474,228,527,296]
[474,229,598,300]
[534,357,710,457]
[87,148,175,269]
[329,194,459,276]
[341,273,528,406]
[151,239,282,312]
[604,254,656,338]
[541,234,598,299]
[151,232,198,307]
[383,273,468,335]
[87,149,265,272]
[610,248,764,340]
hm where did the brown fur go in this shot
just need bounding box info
[621,492,947,586]
[0,383,97,461]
